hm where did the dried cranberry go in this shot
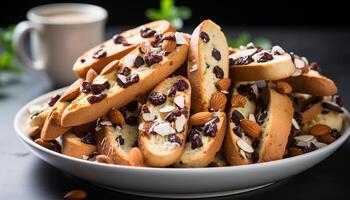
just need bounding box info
[231,56,254,65]
[126,101,138,111]
[163,34,176,41]
[257,51,273,63]
[255,103,268,125]
[87,94,107,104]
[231,110,244,125]
[148,92,167,106]
[173,79,189,91]
[144,54,163,66]
[141,104,150,113]
[203,122,217,137]
[233,126,243,137]
[80,58,86,63]
[125,116,138,126]
[113,34,129,46]
[119,107,128,117]
[301,142,317,153]
[81,81,91,93]
[168,134,181,144]
[134,56,145,68]
[91,84,106,95]
[188,128,203,149]
[167,86,177,97]
[140,27,156,38]
[330,129,341,139]
[322,102,343,113]
[237,84,256,101]
[165,109,182,122]
[92,49,107,59]
[199,31,210,43]
[81,132,96,145]
[309,62,321,72]
[130,74,140,84]
[213,66,224,79]
[48,95,61,107]
[115,135,125,145]
[212,48,221,61]
[333,95,343,107]
[151,33,163,47]
[116,75,128,88]
[118,66,131,76]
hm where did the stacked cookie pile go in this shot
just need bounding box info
[26,20,345,168]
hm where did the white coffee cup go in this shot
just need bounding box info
[13,3,107,86]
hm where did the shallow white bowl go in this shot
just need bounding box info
[14,87,350,198]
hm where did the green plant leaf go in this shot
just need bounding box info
[175,6,192,20]
[145,9,164,20]
[170,18,183,30]
[253,37,272,50]
[228,32,251,48]
[160,0,174,16]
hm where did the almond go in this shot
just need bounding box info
[302,102,323,124]
[109,108,125,126]
[27,126,41,140]
[100,60,119,75]
[189,112,213,126]
[215,78,231,91]
[139,41,152,54]
[162,33,177,52]
[230,94,247,107]
[64,189,87,199]
[310,124,332,136]
[240,119,261,138]
[288,147,303,157]
[210,91,227,111]
[276,81,292,94]
[96,155,114,164]
[60,79,83,102]
[86,68,98,83]
[317,134,336,144]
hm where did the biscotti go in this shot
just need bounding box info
[187,19,230,113]
[73,20,175,78]
[62,130,97,159]
[229,44,295,81]
[138,76,191,167]
[96,100,144,166]
[61,32,190,127]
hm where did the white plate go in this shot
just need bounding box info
[14,87,350,198]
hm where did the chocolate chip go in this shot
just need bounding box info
[322,102,343,113]
[168,134,181,144]
[81,132,96,145]
[140,27,156,38]
[257,51,273,63]
[213,66,224,79]
[126,101,138,111]
[212,48,221,61]
[203,122,217,137]
[134,56,145,68]
[233,126,243,137]
[231,110,244,126]
[87,94,107,104]
[80,58,86,63]
[333,95,343,107]
[125,115,138,126]
[144,54,163,66]
[173,79,189,91]
[167,86,177,97]
[330,129,341,139]
[92,49,107,59]
[81,81,91,93]
[309,62,321,72]
[230,55,254,65]
[188,128,203,149]
[48,95,61,107]
[199,31,210,43]
[237,84,256,101]
[115,135,125,145]
[148,92,167,106]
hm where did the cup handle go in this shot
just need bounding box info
[13,21,45,72]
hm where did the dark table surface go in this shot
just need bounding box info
[1,26,349,199]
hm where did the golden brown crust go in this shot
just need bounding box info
[73,20,175,78]
[62,131,97,159]
[62,34,190,127]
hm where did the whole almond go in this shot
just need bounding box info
[276,81,292,94]
[109,108,125,126]
[100,60,119,75]
[64,189,87,199]
[317,134,335,144]
[161,33,177,52]
[139,41,152,54]
[27,126,41,140]
[210,91,227,111]
[310,124,332,136]
[230,94,247,107]
[96,155,114,164]
[240,119,261,138]
[302,102,323,124]
[86,68,98,83]
[60,79,83,102]
[215,78,231,91]
[288,147,303,157]
[189,112,213,126]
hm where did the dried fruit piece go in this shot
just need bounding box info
[199,31,210,43]
[210,91,227,111]
[310,124,332,136]
[240,119,261,138]
[109,108,125,126]
[230,94,247,107]
[215,78,231,91]
[276,82,292,94]
[64,189,87,200]
[189,112,213,126]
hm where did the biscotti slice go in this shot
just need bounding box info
[62,130,97,159]
[73,20,175,78]
[229,44,295,81]
[176,112,226,168]
[281,58,337,96]
[26,102,51,140]
[138,76,191,167]
[96,101,144,166]
[187,19,230,113]
[62,32,190,127]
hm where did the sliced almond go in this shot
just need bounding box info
[294,135,314,142]
[153,122,176,136]
[143,113,156,121]
[64,189,87,200]
[159,105,175,113]
[109,108,125,126]
[162,33,177,52]
[240,149,248,159]
[27,126,41,140]
[174,95,185,108]
[189,112,213,126]
[210,91,227,111]
[240,119,261,139]
[60,79,83,102]
[96,155,114,164]
[175,32,188,45]
[288,147,303,157]
[276,81,292,94]
[190,64,198,72]
[236,139,254,153]
[292,118,300,130]
[302,102,323,124]
[100,61,119,75]
[124,54,136,67]
[310,124,332,136]
[215,78,231,91]
[175,114,187,132]
[317,134,336,144]
[86,68,98,83]
[230,94,246,107]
